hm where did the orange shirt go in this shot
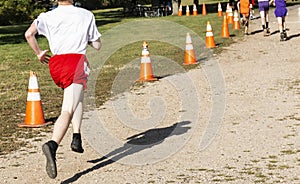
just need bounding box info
[240,0,250,15]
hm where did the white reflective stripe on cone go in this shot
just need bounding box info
[186,44,194,50]
[28,77,39,89]
[207,25,212,31]
[141,57,151,63]
[142,50,149,55]
[27,92,41,101]
[186,37,192,44]
[218,4,222,11]
[186,6,190,12]
[206,32,214,37]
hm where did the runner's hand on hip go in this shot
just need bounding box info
[37,50,50,64]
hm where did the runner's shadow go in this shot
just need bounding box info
[250,16,261,20]
[61,121,191,184]
[250,29,263,35]
[270,30,279,36]
[270,28,291,36]
[45,117,58,124]
[286,33,300,41]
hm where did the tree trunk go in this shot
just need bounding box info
[172,0,179,15]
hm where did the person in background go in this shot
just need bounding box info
[24,0,101,179]
[258,0,271,36]
[238,0,252,35]
[270,0,288,41]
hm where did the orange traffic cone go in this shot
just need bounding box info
[206,21,216,48]
[225,3,230,18]
[218,2,223,17]
[186,5,190,16]
[178,4,182,16]
[19,71,52,128]
[221,15,230,38]
[233,10,240,30]
[227,6,234,24]
[202,3,207,15]
[138,41,157,82]
[184,33,197,65]
[193,4,198,16]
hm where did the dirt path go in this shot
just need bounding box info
[1,5,300,184]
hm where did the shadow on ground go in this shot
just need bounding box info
[61,121,191,183]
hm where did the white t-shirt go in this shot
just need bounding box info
[34,5,101,55]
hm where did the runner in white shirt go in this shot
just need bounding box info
[25,0,101,179]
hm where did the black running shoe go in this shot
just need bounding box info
[264,29,270,36]
[42,141,57,179]
[280,32,285,41]
[71,133,84,153]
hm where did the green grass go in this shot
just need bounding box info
[0,7,243,155]
[0,24,29,45]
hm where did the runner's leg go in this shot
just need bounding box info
[260,10,266,29]
[51,83,83,144]
[71,88,84,134]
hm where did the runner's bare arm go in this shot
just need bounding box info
[88,38,101,50]
[24,23,49,64]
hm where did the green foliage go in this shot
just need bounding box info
[0,0,169,25]
[0,0,50,26]
[0,0,29,25]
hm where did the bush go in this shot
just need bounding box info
[0,0,50,26]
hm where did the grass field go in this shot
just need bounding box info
[0,6,245,155]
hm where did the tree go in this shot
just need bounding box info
[0,0,51,26]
